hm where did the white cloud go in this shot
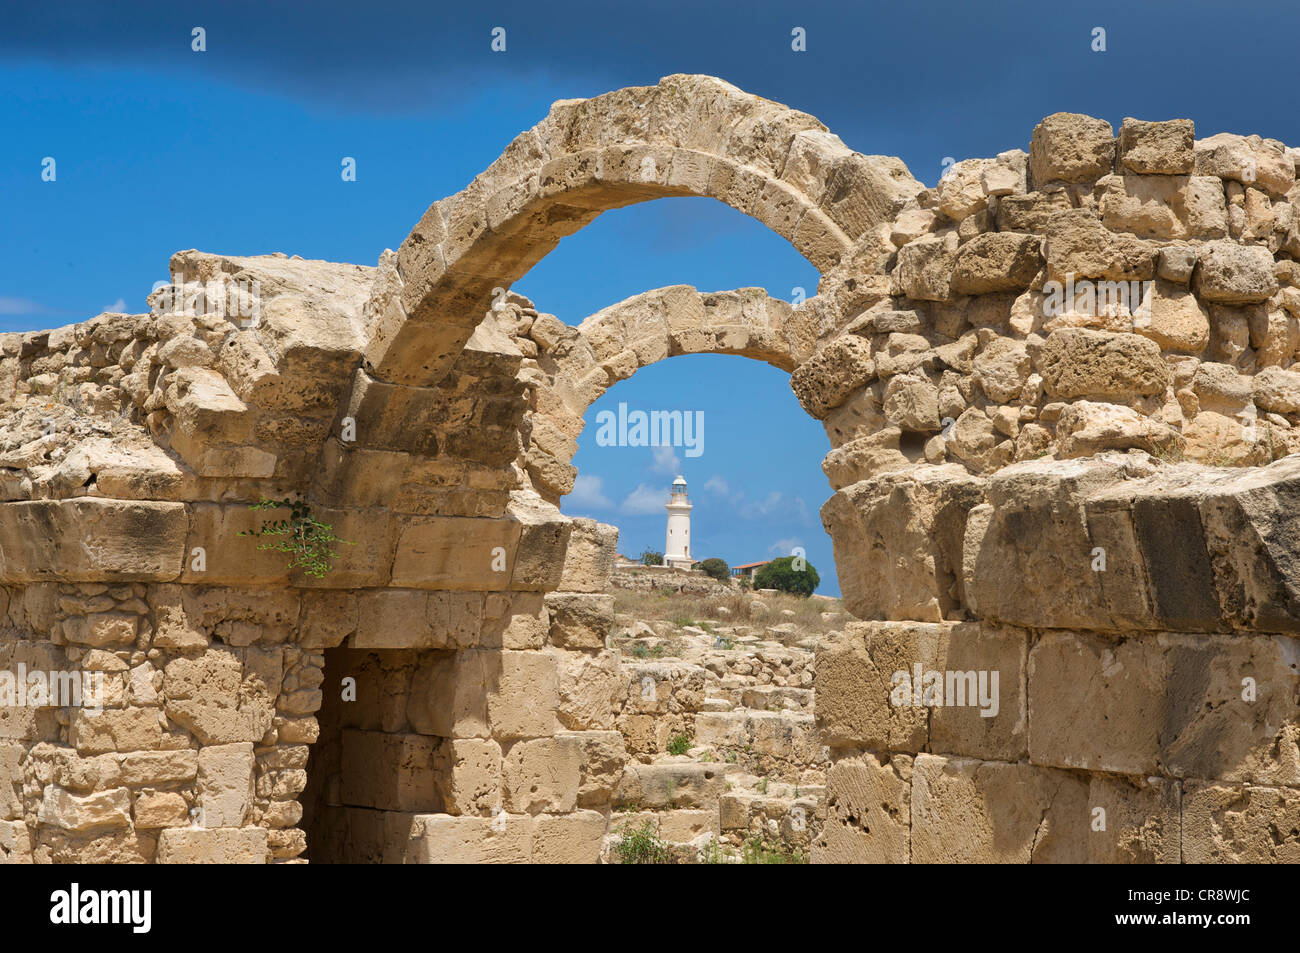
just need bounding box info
[768,537,804,556]
[740,491,785,519]
[620,483,666,514]
[0,297,48,315]
[567,474,612,510]
[104,298,126,313]
[650,444,680,476]
[703,475,729,495]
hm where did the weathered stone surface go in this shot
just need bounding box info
[11,76,1300,866]
[156,827,269,864]
[1193,240,1278,303]
[813,753,910,863]
[790,335,875,418]
[1029,113,1114,185]
[1117,118,1195,175]
[950,233,1043,294]
[1097,174,1227,239]
[822,466,984,622]
[1195,132,1295,196]
[1183,781,1300,862]
[0,500,186,582]
[1044,209,1157,283]
[894,232,958,301]
[1038,328,1171,399]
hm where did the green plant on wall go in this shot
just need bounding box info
[238,498,353,578]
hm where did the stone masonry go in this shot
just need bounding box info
[1,75,1299,862]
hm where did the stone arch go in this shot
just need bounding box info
[360,73,922,390]
[520,285,807,503]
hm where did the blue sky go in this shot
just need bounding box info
[4,0,1298,595]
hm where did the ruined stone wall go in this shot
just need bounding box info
[809,115,1300,863]
[3,75,1300,863]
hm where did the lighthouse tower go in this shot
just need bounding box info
[664,475,693,569]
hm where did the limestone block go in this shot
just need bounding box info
[556,649,620,730]
[163,649,276,745]
[790,335,875,419]
[1137,279,1210,354]
[340,729,441,812]
[995,190,1072,233]
[1253,365,1300,413]
[964,457,1146,628]
[197,742,255,827]
[502,735,581,814]
[882,375,940,432]
[0,744,21,820]
[0,500,186,582]
[531,810,607,863]
[1038,328,1170,399]
[972,338,1031,403]
[1055,401,1180,457]
[1193,240,1278,304]
[821,465,985,622]
[488,650,560,739]
[935,157,997,221]
[156,827,269,864]
[390,516,520,590]
[820,429,910,488]
[1030,113,1115,185]
[893,232,958,301]
[911,754,1086,863]
[481,592,548,650]
[1117,118,1195,175]
[614,762,728,810]
[1097,174,1227,239]
[950,232,1043,294]
[353,589,483,649]
[407,650,491,739]
[406,813,531,864]
[133,792,189,829]
[1044,209,1156,282]
[37,785,131,833]
[119,750,198,785]
[813,753,910,864]
[1183,781,1300,862]
[432,738,501,816]
[68,709,164,754]
[545,592,613,649]
[556,517,618,593]
[815,622,940,751]
[1195,132,1295,197]
[819,153,923,243]
[569,729,627,808]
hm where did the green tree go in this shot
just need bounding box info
[698,557,730,582]
[752,555,820,596]
[639,548,664,566]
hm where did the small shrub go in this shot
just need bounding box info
[639,548,665,566]
[741,835,806,865]
[616,821,670,864]
[753,555,821,596]
[699,557,730,582]
[666,734,692,756]
[238,498,354,578]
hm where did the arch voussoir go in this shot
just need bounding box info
[369,74,920,390]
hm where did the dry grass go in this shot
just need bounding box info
[612,586,847,636]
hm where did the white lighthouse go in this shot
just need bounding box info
[664,475,693,569]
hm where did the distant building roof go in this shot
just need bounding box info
[732,561,770,570]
